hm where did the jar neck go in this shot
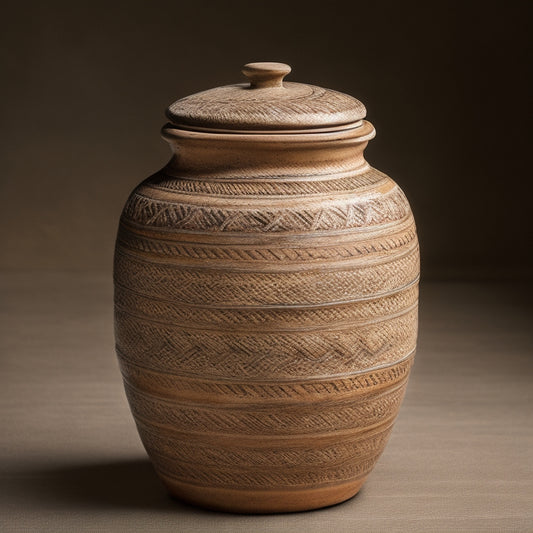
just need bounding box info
[161,120,376,180]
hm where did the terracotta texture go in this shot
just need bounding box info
[114,63,420,513]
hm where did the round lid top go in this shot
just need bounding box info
[166,62,366,132]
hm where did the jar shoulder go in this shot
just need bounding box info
[120,165,415,235]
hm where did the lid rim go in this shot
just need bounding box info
[163,119,366,135]
[161,120,376,145]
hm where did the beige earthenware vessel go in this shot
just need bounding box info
[114,62,420,513]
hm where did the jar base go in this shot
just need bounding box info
[161,475,367,514]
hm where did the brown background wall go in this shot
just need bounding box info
[1,0,531,279]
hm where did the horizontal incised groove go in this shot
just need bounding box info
[134,407,402,445]
[116,222,418,271]
[152,165,386,196]
[146,442,383,480]
[114,272,419,310]
[130,178,394,207]
[131,179,397,212]
[114,302,417,333]
[138,418,394,468]
[135,184,353,205]
[144,170,389,200]
[119,352,414,404]
[149,446,379,477]
[135,411,396,447]
[125,379,407,437]
[115,236,418,274]
[113,247,419,307]
[115,295,418,333]
[155,454,375,490]
[124,362,409,408]
[118,346,415,385]
[114,283,418,331]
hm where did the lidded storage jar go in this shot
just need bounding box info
[114,62,419,513]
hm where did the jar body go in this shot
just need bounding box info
[114,123,419,512]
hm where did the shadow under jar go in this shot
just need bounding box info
[114,62,420,513]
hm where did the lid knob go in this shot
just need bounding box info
[242,62,291,89]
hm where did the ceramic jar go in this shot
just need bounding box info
[114,62,419,513]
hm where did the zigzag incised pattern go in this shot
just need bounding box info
[121,186,410,233]
[117,310,416,384]
[115,309,417,380]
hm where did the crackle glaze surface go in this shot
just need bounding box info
[114,63,419,513]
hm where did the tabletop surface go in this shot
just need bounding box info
[1,272,532,532]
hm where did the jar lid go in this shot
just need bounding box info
[166,62,366,132]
